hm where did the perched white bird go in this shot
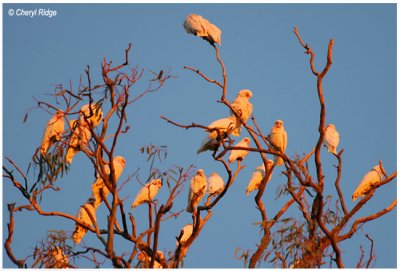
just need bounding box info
[183,14,221,45]
[197,116,238,155]
[72,198,96,244]
[176,224,194,247]
[80,103,103,128]
[323,124,340,154]
[230,89,253,136]
[186,169,207,213]
[131,179,163,210]
[197,135,219,154]
[92,156,126,209]
[40,110,65,154]
[47,247,69,268]
[246,160,274,195]
[207,172,225,196]
[66,119,91,164]
[206,116,237,139]
[137,250,164,268]
[228,137,251,163]
[352,165,384,201]
[269,120,287,166]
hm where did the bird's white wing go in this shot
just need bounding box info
[324,127,339,154]
[186,174,207,212]
[176,224,194,246]
[228,138,250,163]
[207,117,236,139]
[131,184,150,209]
[352,170,382,201]
[72,203,96,244]
[282,129,288,153]
[66,122,91,164]
[40,112,65,154]
[197,135,219,154]
[207,173,225,195]
[80,103,103,128]
[270,127,285,166]
[205,21,222,45]
[246,166,265,195]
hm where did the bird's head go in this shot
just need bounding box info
[156,251,164,259]
[114,156,126,168]
[237,89,253,98]
[373,165,384,175]
[137,251,146,261]
[55,110,65,118]
[327,124,336,130]
[196,169,205,177]
[210,172,219,177]
[274,120,284,128]
[243,137,251,145]
[266,159,274,168]
[151,178,163,188]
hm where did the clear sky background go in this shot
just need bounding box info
[3,3,397,268]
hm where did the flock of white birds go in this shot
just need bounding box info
[37,13,385,267]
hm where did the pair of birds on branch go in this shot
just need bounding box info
[40,103,103,164]
[196,89,254,157]
[186,169,226,213]
[72,155,126,244]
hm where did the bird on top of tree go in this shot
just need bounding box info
[323,123,340,154]
[183,14,221,45]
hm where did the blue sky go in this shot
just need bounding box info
[3,3,397,268]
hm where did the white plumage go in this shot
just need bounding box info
[40,110,65,154]
[80,103,103,128]
[323,124,340,154]
[246,160,274,195]
[186,169,207,213]
[197,116,238,155]
[197,135,219,154]
[131,179,163,210]
[92,156,126,209]
[269,120,287,166]
[66,119,91,164]
[72,198,96,244]
[228,137,251,163]
[207,172,225,195]
[176,224,194,247]
[352,165,384,201]
[230,89,253,136]
[183,14,221,45]
[137,250,164,268]
[206,116,237,139]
